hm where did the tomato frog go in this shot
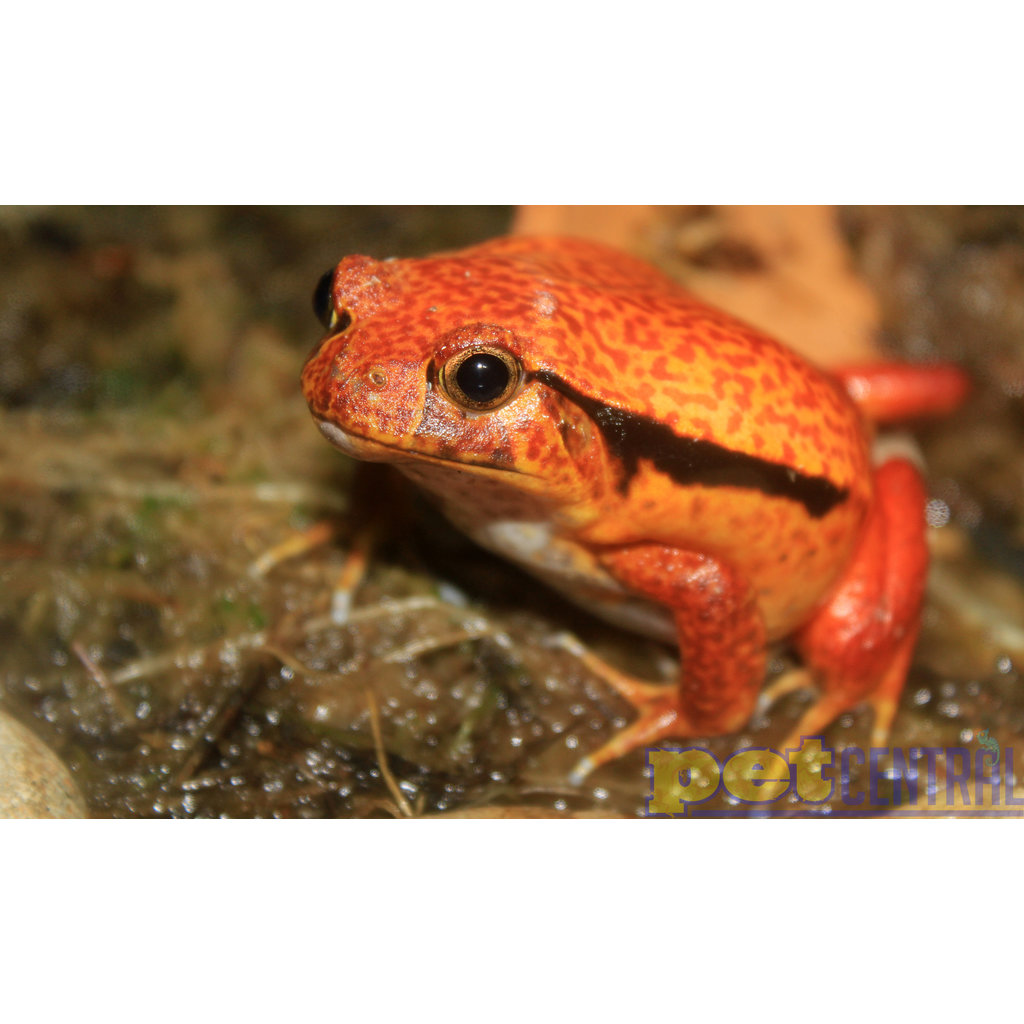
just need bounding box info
[301,235,968,782]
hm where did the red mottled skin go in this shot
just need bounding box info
[302,235,969,780]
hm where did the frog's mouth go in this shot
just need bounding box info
[313,417,401,463]
[312,416,539,480]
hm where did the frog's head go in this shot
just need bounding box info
[301,248,616,516]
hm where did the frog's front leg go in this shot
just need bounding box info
[786,456,928,748]
[568,546,766,783]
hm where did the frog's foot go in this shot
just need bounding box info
[248,520,336,578]
[551,632,673,706]
[329,522,376,624]
[554,633,685,783]
[777,692,859,751]
[778,627,917,751]
[569,695,687,786]
[325,463,405,623]
[866,625,918,748]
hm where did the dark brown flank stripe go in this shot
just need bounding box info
[533,370,848,519]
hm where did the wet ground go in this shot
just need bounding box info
[1,205,1021,817]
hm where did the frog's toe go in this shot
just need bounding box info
[778,692,858,751]
[783,609,920,750]
[864,630,917,747]
[755,667,814,715]
[554,633,673,708]
[548,630,587,656]
[567,756,597,787]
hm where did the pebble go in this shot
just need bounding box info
[0,710,88,818]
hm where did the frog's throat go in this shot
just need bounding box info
[312,416,541,480]
[532,370,849,519]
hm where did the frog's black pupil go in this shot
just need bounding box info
[455,353,509,404]
[313,269,335,329]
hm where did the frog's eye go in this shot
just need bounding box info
[312,268,353,333]
[440,346,521,412]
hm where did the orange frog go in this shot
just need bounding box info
[301,236,968,782]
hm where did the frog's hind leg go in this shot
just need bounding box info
[784,456,928,750]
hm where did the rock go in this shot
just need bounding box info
[0,710,88,818]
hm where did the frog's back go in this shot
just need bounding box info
[442,236,869,494]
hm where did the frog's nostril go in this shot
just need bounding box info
[367,367,387,389]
